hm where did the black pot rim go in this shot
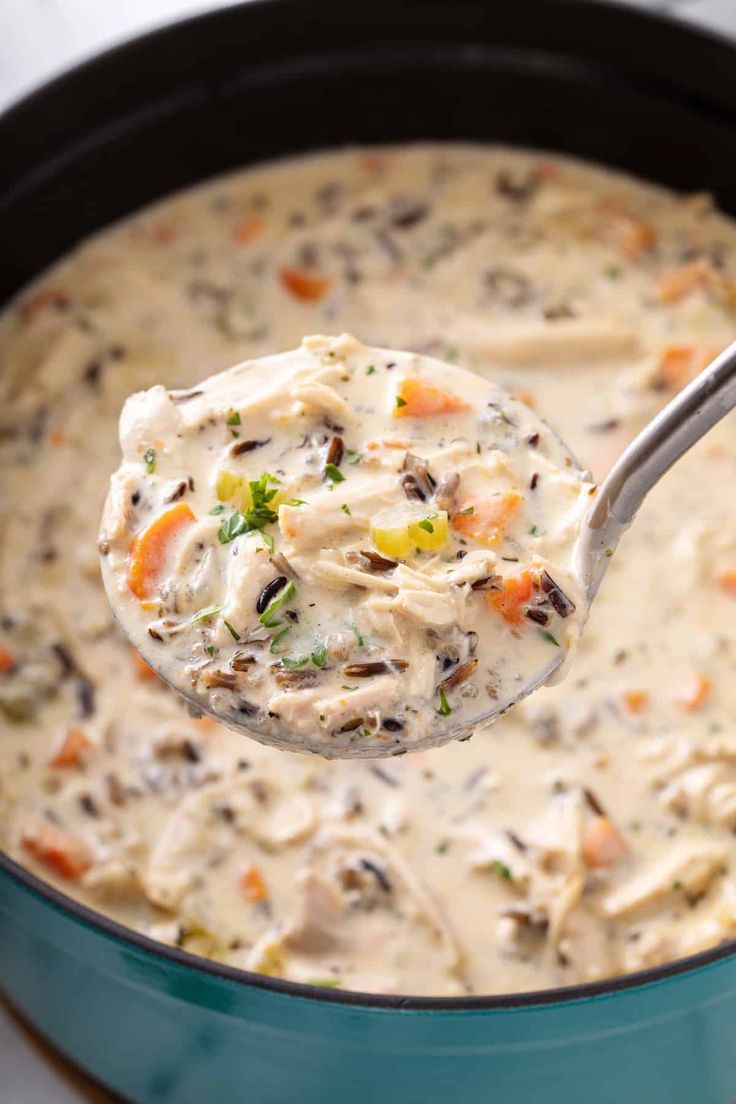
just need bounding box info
[2,0,735,1013]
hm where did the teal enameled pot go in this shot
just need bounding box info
[3,2,736,1100]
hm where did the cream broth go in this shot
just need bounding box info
[2,145,736,996]
[101,334,590,755]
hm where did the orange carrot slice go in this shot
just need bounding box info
[49,727,92,769]
[715,568,736,597]
[233,216,264,245]
[597,201,656,260]
[675,673,712,713]
[279,267,331,302]
[582,816,628,869]
[0,645,16,674]
[656,344,715,392]
[22,821,93,880]
[657,260,711,304]
[622,690,648,715]
[452,493,522,545]
[485,570,534,627]
[127,503,195,600]
[241,863,268,902]
[393,378,470,418]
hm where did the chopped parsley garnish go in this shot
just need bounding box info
[205,644,215,657]
[218,472,281,544]
[269,627,291,654]
[457,505,474,516]
[226,410,241,426]
[366,364,376,375]
[192,603,223,623]
[224,620,240,641]
[437,687,452,716]
[261,531,275,553]
[444,346,459,363]
[345,449,362,464]
[417,513,437,534]
[218,512,250,544]
[143,446,156,474]
[395,395,408,409]
[350,624,364,647]
[529,524,539,536]
[325,462,345,484]
[287,498,307,506]
[341,685,358,692]
[341,504,351,515]
[492,860,513,882]
[281,655,309,669]
[311,644,328,668]
[259,579,296,627]
[209,503,225,515]
[540,629,560,647]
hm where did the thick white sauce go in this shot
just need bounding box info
[2,145,736,996]
[101,334,590,755]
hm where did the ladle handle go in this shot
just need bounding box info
[579,339,736,596]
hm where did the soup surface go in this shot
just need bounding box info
[101,334,590,756]
[2,145,736,996]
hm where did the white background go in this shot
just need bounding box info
[2,0,736,1100]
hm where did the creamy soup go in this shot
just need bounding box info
[2,145,736,997]
[101,334,590,755]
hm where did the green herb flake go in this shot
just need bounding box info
[226,411,241,426]
[269,627,291,654]
[349,624,364,647]
[673,880,684,892]
[366,364,376,375]
[261,531,275,553]
[395,394,408,409]
[287,498,307,507]
[209,503,225,515]
[218,472,281,544]
[218,512,249,544]
[259,579,296,628]
[444,346,459,363]
[604,265,622,281]
[311,644,328,668]
[492,859,513,882]
[540,629,560,647]
[529,524,539,536]
[345,449,362,465]
[281,655,309,669]
[143,446,156,475]
[457,505,474,516]
[341,685,358,692]
[341,503,351,515]
[325,463,345,484]
[205,644,215,658]
[224,620,240,641]
[192,603,223,623]
[417,518,434,534]
[437,687,452,717]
